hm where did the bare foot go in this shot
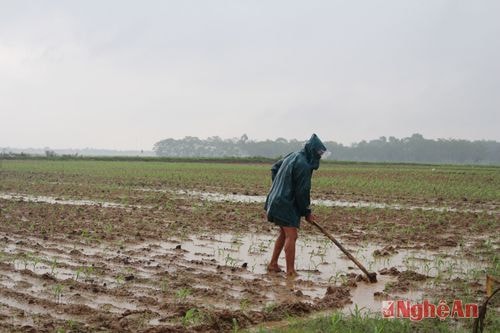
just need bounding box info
[267,264,283,273]
[286,271,299,278]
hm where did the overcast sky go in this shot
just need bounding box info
[1,0,499,150]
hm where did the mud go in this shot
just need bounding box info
[0,192,151,209]
[0,218,493,332]
[157,189,500,215]
[3,190,499,215]
[1,177,498,331]
[373,245,398,257]
[0,231,354,332]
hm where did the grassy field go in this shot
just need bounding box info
[0,159,498,332]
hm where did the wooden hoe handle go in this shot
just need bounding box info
[308,219,377,282]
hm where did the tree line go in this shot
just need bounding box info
[153,134,500,165]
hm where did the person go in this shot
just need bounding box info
[264,134,327,277]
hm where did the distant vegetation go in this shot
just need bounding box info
[0,147,155,157]
[154,134,500,165]
[3,134,499,165]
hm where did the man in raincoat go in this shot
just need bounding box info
[265,134,327,277]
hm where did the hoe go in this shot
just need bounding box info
[307,219,378,283]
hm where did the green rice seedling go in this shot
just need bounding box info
[31,255,41,271]
[74,267,84,281]
[80,229,97,245]
[488,254,499,276]
[231,232,243,244]
[114,239,124,250]
[403,256,418,271]
[160,277,169,294]
[483,239,494,251]
[52,284,64,303]
[468,267,485,281]
[234,241,243,251]
[309,259,320,271]
[433,257,445,278]
[258,241,270,252]
[84,265,95,280]
[66,319,78,330]
[383,281,397,293]
[264,302,277,314]
[115,273,125,285]
[330,311,342,329]
[20,252,31,270]
[50,258,58,275]
[182,308,203,327]
[81,229,90,239]
[104,223,113,234]
[175,287,191,303]
[232,317,239,333]
[349,304,366,324]
[461,283,473,303]
[367,261,374,271]
[329,271,345,286]
[225,253,237,267]
[423,262,432,276]
[318,251,327,264]
[240,298,250,312]
[445,261,458,279]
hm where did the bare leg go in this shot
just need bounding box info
[268,227,285,272]
[283,227,298,277]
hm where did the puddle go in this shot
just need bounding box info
[0,192,150,209]
[12,261,75,280]
[128,233,488,313]
[0,230,489,315]
[0,295,75,322]
[88,294,140,313]
[1,238,139,289]
[162,189,499,215]
[2,190,498,215]
[0,271,46,294]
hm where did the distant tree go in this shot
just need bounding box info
[239,134,248,143]
[45,149,56,157]
[152,134,500,164]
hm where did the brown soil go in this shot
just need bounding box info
[0,183,498,331]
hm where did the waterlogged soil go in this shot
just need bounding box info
[0,227,491,333]
[0,230,355,333]
[2,162,500,211]
[1,198,498,332]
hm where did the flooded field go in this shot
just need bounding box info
[0,160,499,332]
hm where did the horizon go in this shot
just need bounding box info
[3,132,500,152]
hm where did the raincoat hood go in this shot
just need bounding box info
[302,133,327,170]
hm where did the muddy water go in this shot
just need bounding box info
[8,230,481,311]
[2,190,498,215]
[0,192,150,209]
[0,227,492,333]
[1,184,496,330]
[174,189,498,215]
[160,233,485,313]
